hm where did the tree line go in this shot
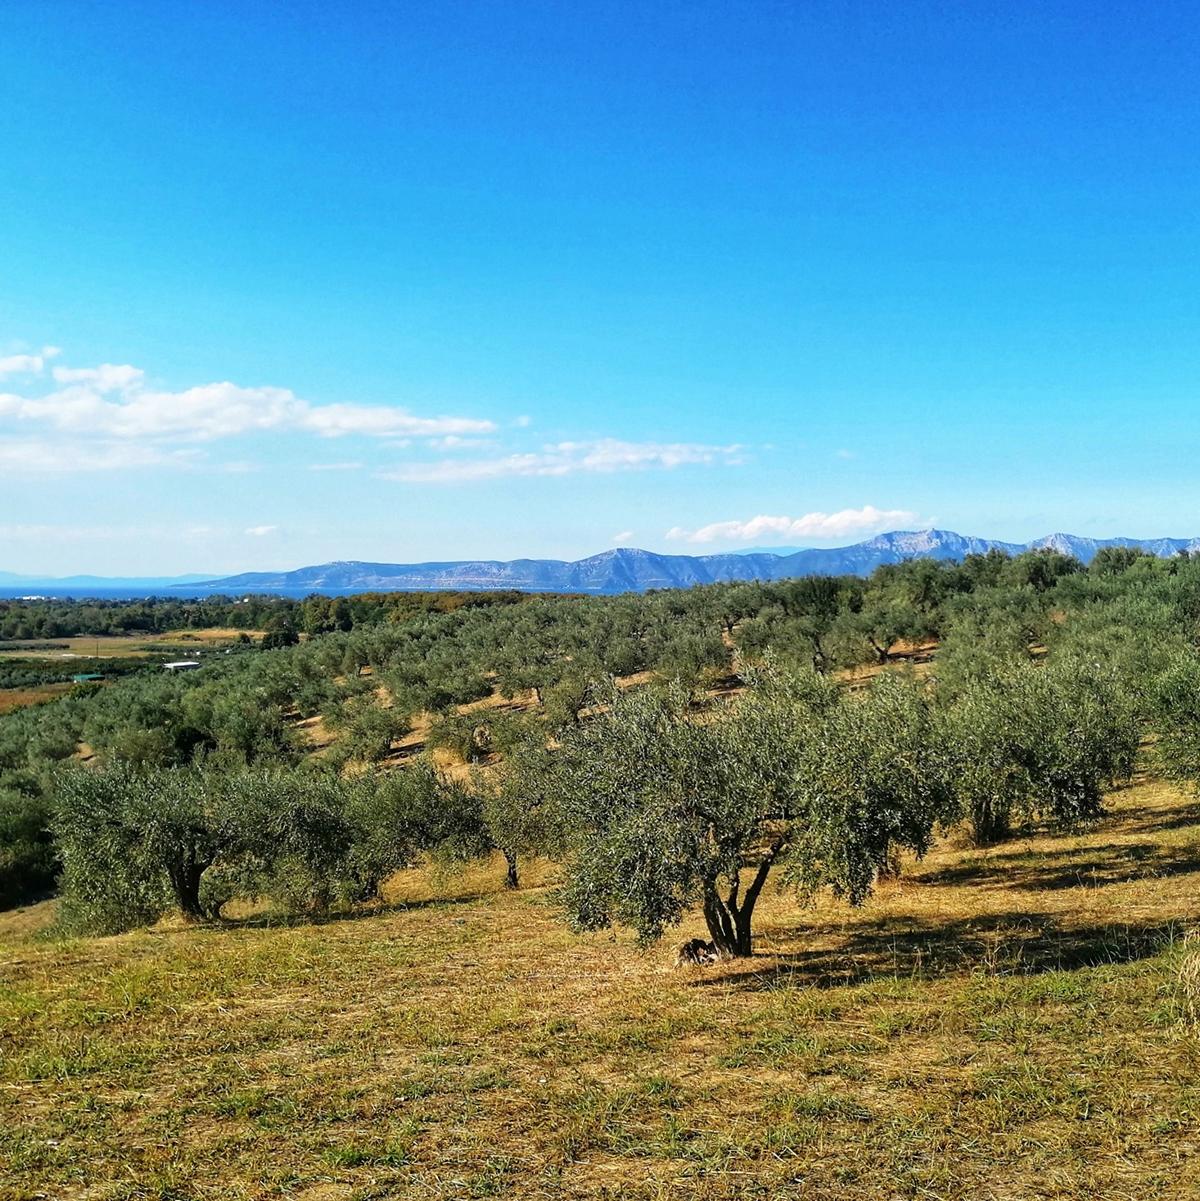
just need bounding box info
[0,589,542,642]
[5,545,1200,947]
[43,655,1143,955]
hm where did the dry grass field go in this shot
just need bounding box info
[0,683,72,715]
[0,630,263,661]
[3,775,1200,1200]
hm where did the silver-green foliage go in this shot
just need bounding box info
[1151,652,1200,784]
[51,757,484,934]
[940,657,1140,844]
[537,668,944,956]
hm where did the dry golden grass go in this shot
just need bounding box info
[0,682,72,714]
[1178,936,1200,1034]
[4,777,1200,1200]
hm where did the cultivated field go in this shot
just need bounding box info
[0,629,261,660]
[4,775,1199,1200]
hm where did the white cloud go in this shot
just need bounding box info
[0,521,288,550]
[51,363,146,391]
[0,355,44,379]
[611,530,634,544]
[297,402,489,440]
[0,522,129,544]
[309,460,364,472]
[427,434,488,450]
[835,448,856,460]
[666,505,923,544]
[0,346,59,379]
[0,356,496,452]
[382,439,743,484]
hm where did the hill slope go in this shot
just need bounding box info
[3,776,1196,1199]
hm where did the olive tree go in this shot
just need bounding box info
[0,786,57,909]
[536,670,943,958]
[473,736,567,889]
[325,692,408,765]
[54,763,228,931]
[51,759,486,932]
[940,657,1139,844]
[346,758,489,898]
[1151,652,1200,784]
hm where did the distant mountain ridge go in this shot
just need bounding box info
[0,571,213,587]
[7,530,1199,598]
[175,529,1200,596]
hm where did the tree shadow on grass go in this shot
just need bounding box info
[213,888,494,931]
[1112,800,1200,837]
[916,840,1200,893]
[686,911,1190,992]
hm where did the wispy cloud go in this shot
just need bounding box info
[0,439,199,473]
[1,350,750,501]
[611,530,634,544]
[244,525,278,537]
[0,352,496,470]
[298,403,488,440]
[666,505,924,544]
[0,521,256,546]
[427,434,489,450]
[0,346,60,379]
[50,362,145,391]
[383,439,744,484]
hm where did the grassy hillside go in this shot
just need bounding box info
[4,775,1199,1200]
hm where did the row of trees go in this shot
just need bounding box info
[7,544,1200,919]
[46,656,1146,955]
[491,658,1142,956]
[0,590,538,642]
[52,760,484,933]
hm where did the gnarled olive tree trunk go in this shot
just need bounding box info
[701,840,785,958]
[166,855,210,920]
[503,848,520,889]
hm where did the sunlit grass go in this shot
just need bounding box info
[3,776,1200,1198]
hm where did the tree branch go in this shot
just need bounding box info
[742,837,787,916]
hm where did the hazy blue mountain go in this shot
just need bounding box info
[1028,532,1200,560]
[183,548,790,595]
[0,571,215,587]
[181,528,1200,596]
[9,529,1200,599]
[0,570,221,599]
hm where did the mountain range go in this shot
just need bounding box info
[6,530,1200,598]
[175,529,1200,596]
[0,571,214,587]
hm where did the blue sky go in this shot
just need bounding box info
[2,0,1199,575]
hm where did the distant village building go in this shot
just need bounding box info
[163,660,201,672]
